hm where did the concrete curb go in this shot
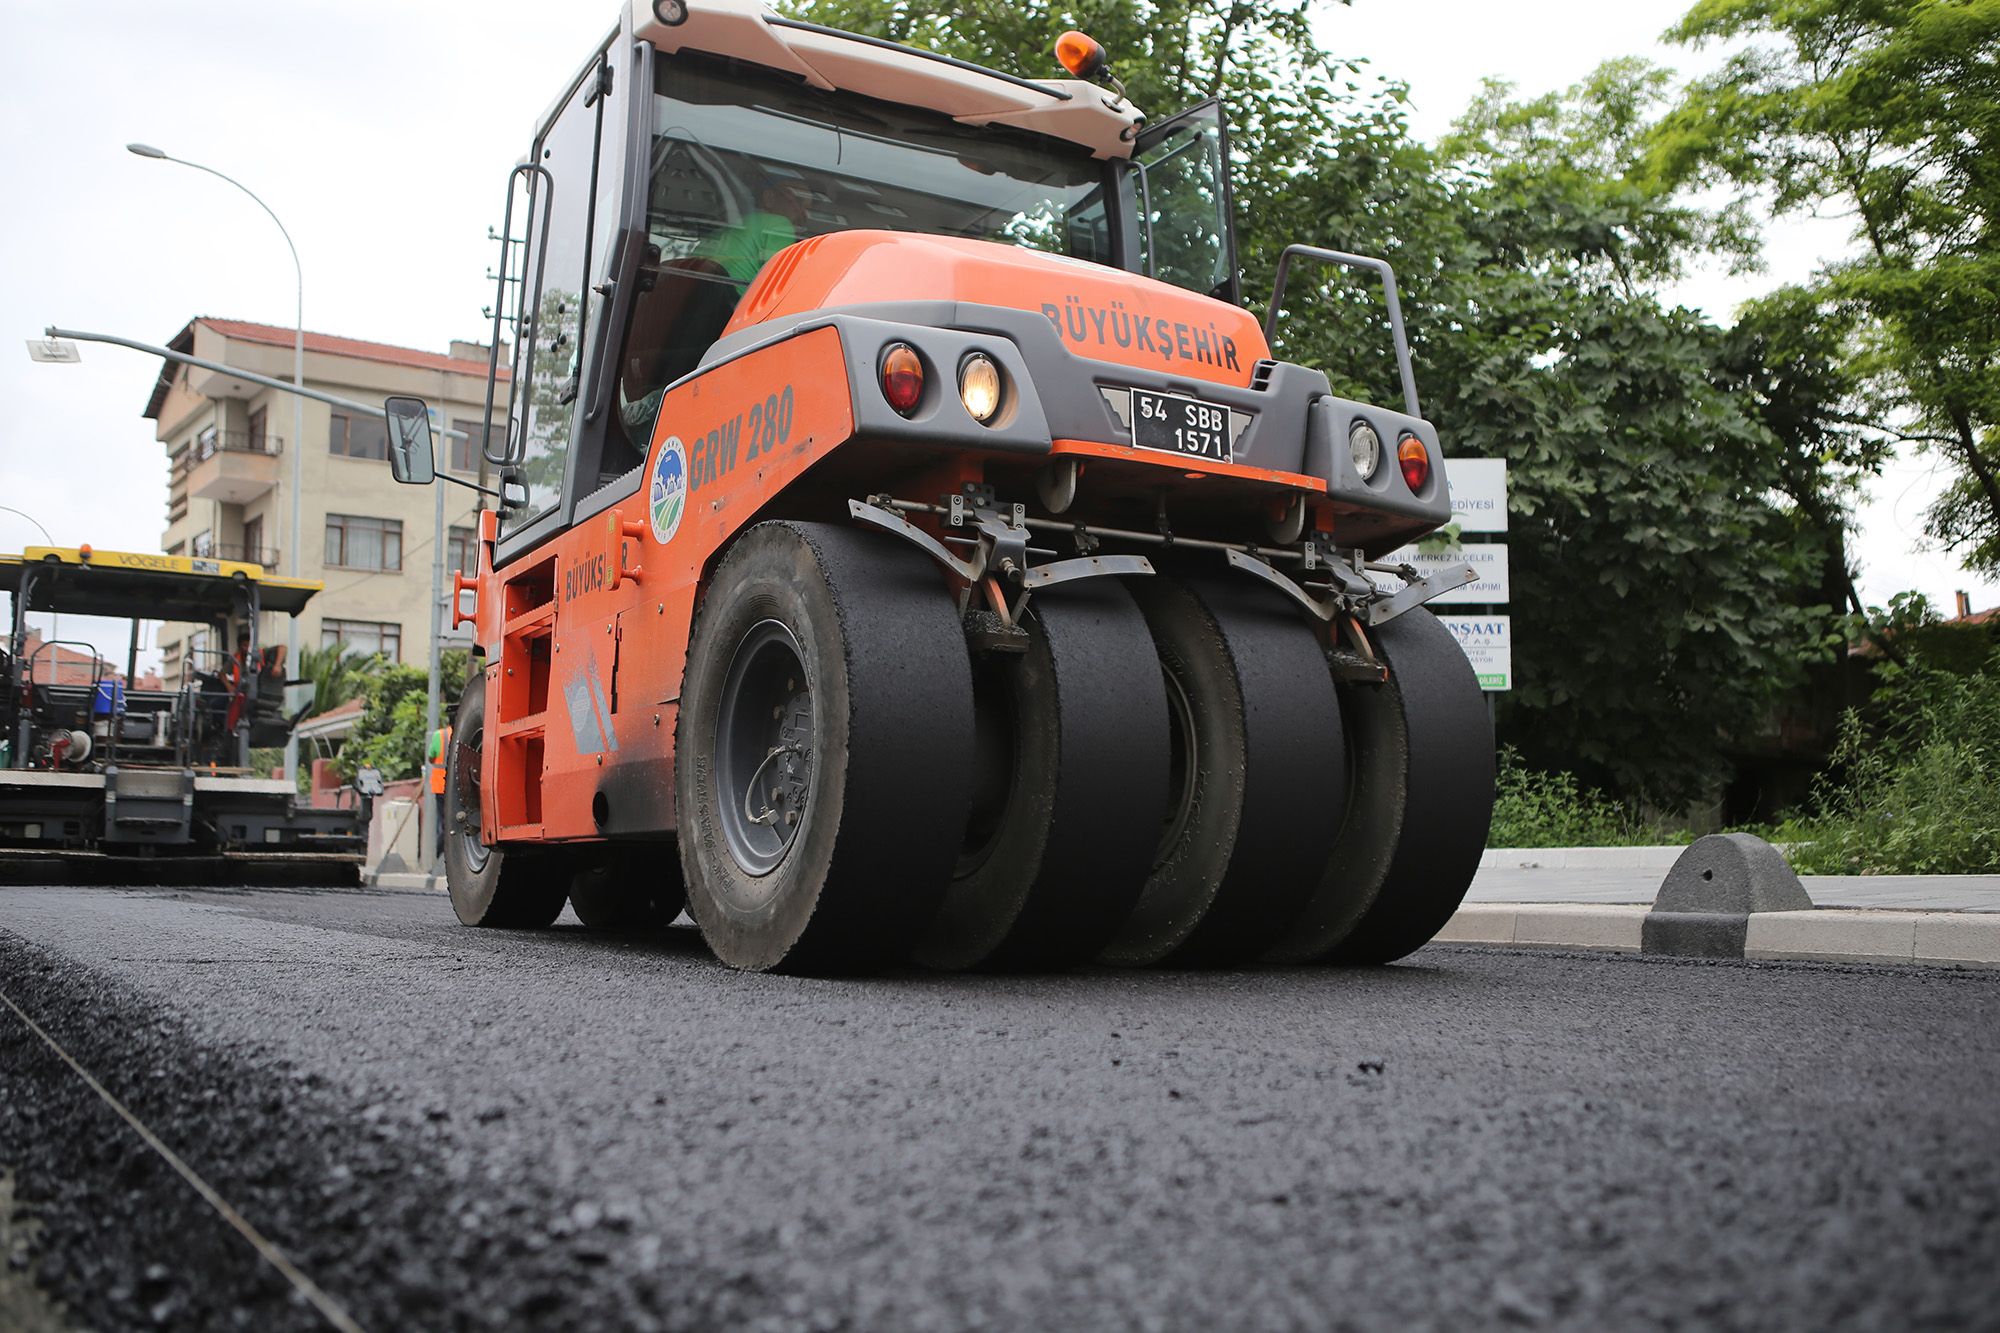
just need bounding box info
[1440,902,2000,969]
[1481,846,1686,870]
[369,871,443,892]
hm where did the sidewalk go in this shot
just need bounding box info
[376,847,2000,968]
[1449,846,2000,968]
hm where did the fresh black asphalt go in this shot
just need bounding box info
[2,882,1997,1331]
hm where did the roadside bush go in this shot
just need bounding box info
[1778,647,2000,874]
[1486,748,1687,847]
[337,651,468,782]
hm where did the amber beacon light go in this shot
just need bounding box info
[1055,30,1107,80]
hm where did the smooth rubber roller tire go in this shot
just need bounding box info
[1100,571,1345,967]
[445,671,569,928]
[1312,607,1494,965]
[915,579,1169,972]
[676,521,973,973]
[569,841,687,928]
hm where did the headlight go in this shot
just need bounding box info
[1349,420,1381,480]
[958,353,1002,424]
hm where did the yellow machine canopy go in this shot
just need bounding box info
[0,547,322,622]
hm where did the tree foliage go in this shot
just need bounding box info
[779,0,1857,803]
[1651,0,2000,573]
[1250,57,1851,800]
[293,643,384,720]
[339,652,469,782]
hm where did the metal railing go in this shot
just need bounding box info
[182,429,283,472]
[213,543,279,569]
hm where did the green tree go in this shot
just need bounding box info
[339,652,469,782]
[1651,0,2000,573]
[1270,62,1850,800]
[293,642,384,719]
[779,3,1856,803]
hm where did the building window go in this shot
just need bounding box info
[324,514,402,571]
[191,530,214,559]
[241,516,266,568]
[329,412,388,460]
[449,418,499,472]
[321,619,401,663]
[448,525,477,576]
[247,406,268,451]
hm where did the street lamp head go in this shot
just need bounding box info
[126,143,167,159]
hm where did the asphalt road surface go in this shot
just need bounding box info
[3,883,1997,1332]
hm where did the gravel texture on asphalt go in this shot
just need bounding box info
[3,882,1999,1332]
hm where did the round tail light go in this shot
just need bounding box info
[1397,433,1430,492]
[881,343,923,416]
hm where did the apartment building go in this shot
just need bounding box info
[147,317,505,685]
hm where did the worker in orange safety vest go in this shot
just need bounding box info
[427,724,451,861]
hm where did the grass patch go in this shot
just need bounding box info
[1774,646,2000,875]
[1487,748,1692,848]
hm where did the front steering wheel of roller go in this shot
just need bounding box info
[444,670,568,928]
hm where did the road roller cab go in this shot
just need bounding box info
[384,0,1495,971]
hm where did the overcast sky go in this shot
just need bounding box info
[2,0,1992,671]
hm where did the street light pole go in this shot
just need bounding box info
[0,505,59,652]
[128,144,306,782]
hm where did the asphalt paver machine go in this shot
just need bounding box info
[385,0,1494,971]
[0,547,363,873]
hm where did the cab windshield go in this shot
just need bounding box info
[612,54,1112,456]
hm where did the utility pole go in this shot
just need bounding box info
[425,401,447,758]
[128,143,306,784]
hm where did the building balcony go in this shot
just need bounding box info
[183,429,282,504]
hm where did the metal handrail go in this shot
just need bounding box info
[186,429,283,464]
[1263,244,1422,419]
[483,162,556,467]
[213,544,280,569]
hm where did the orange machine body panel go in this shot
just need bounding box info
[725,230,1271,391]
[479,325,856,843]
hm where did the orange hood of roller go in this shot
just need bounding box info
[721,230,1269,389]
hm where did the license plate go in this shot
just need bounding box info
[1131,389,1231,463]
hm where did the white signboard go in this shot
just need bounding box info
[1443,458,1507,533]
[1380,542,1509,604]
[1437,614,1512,691]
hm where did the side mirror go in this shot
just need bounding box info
[384,396,436,485]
